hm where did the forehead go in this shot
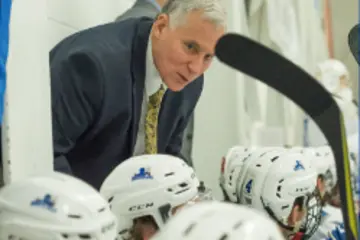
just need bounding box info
[172,11,225,53]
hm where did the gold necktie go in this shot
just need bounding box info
[145,85,165,154]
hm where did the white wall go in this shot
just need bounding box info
[3,0,53,183]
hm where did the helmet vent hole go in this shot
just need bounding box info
[219,233,229,240]
[179,182,188,188]
[165,172,175,177]
[79,234,91,239]
[183,222,197,236]
[98,207,106,213]
[233,220,244,230]
[68,214,82,219]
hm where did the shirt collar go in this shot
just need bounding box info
[145,37,166,97]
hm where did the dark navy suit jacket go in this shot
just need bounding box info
[49,17,204,189]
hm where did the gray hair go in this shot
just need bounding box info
[161,0,227,29]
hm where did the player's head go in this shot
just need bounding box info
[100,154,200,240]
[219,146,285,202]
[288,146,334,204]
[219,146,254,202]
[151,201,285,240]
[238,150,320,239]
[0,172,117,240]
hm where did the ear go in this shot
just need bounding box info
[317,177,325,197]
[152,13,170,39]
[288,205,297,226]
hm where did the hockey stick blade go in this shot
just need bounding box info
[215,33,358,240]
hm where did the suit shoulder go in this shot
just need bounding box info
[50,18,148,59]
[116,7,158,22]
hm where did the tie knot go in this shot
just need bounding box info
[149,84,165,106]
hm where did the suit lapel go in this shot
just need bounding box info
[130,20,153,152]
[158,90,184,152]
[157,91,168,151]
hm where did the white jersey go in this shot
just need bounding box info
[310,205,343,240]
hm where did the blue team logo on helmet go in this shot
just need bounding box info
[30,194,57,212]
[132,167,153,181]
[294,160,305,171]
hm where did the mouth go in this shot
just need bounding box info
[177,73,189,83]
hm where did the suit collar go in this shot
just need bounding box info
[130,19,153,152]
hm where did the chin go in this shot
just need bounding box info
[164,79,187,92]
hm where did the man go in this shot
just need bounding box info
[50,0,226,189]
[116,0,166,22]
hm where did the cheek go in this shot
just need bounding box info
[168,44,188,64]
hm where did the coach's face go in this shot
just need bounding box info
[151,11,225,91]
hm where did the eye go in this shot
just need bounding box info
[186,43,195,50]
[184,42,197,53]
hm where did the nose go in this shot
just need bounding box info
[187,56,204,76]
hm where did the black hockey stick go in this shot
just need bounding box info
[348,24,359,65]
[215,33,358,240]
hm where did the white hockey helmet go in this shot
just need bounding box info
[100,154,199,239]
[288,146,337,194]
[0,172,117,240]
[316,59,350,93]
[312,146,333,175]
[239,151,318,235]
[219,146,254,202]
[287,146,306,154]
[151,201,285,240]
